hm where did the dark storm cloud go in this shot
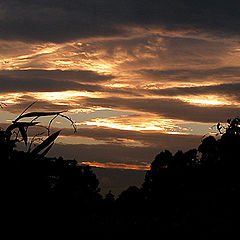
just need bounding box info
[82,97,240,123]
[0,70,113,93]
[0,0,240,43]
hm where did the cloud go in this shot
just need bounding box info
[58,126,201,149]
[81,96,240,123]
[1,0,239,193]
[0,1,240,43]
[48,134,200,165]
[139,66,240,83]
[2,77,240,124]
[3,92,240,124]
[32,141,158,165]
[4,69,114,82]
[1,95,71,113]
[2,119,200,151]
[0,34,237,82]
[149,82,240,98]
[0,69,113,93]
[0,116,201,160]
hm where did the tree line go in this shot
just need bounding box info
[1,106,240,232]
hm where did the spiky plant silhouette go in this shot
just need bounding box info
[0,102,76,160]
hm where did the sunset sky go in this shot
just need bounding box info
[0,0,240,179]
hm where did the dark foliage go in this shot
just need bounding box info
[2,112,240,233]
[1,106,101,232]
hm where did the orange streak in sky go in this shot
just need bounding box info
[81,161,150,171]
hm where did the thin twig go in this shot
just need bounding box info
[47,114,59,135]
[25,116,40,133]
[59,113,77,133]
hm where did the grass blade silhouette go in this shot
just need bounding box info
[14,111,64,123]
[30,130,61,157]
[36,142,54,159]
[5,122,39,142]
[17,101,37,120]
[18,125,28,146]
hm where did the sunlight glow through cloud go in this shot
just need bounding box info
[76,115,190,134]
[31,91,103,101]
[177,95,238,106]
[0,10,240,172]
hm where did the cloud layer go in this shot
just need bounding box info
[0,70,113,92]
[0,1,240,176]
[1,0,240,43]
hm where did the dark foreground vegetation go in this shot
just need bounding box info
[1,107,240,232]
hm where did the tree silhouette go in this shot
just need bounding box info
[1,103,103,231]
[104,190,115,203]
[2,102,240,232]
[198,135,219,168]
